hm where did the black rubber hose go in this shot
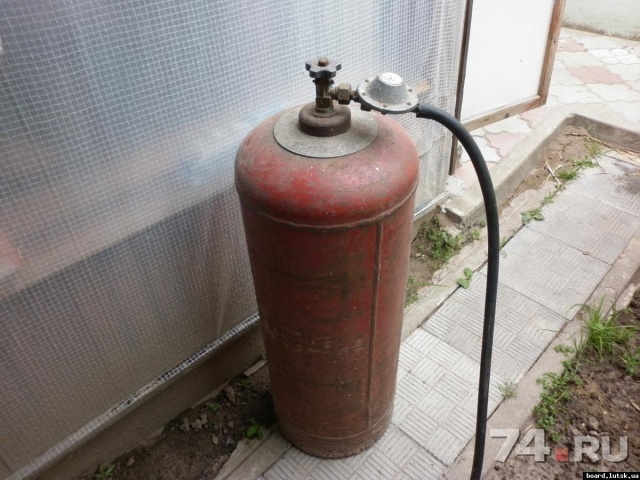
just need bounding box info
[416,103,500,480]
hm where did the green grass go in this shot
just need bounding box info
[555,167,579,181]
[578,298,634,361]
[534,296,638,442]
[534,358,581,442]
[94,465,115,479]
[622,349,640,376]
[499,381,517,400]
[572,156,597,169]
[586,140,602,158]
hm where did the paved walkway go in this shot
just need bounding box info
[259,28,640,480]
[453,28,640,191]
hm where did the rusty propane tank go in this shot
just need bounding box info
[235,58,419,458]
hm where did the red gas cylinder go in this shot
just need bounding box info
[235,59,419,458]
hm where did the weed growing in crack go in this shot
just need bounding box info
[521,208,544,224]
[405,275,427,307]
[499,381,518,400]
[456,267,474,289]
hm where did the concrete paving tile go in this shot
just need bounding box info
[483,117,532,135]
[398,406,439,446]
[265,449,315,480]
[357,449,403,480]
[459,136,501,163]
[558,37,587,52]
[618,54,640,65]
[556,51,605,67]
[485,133,528,157]
[448,354,481,386]
[589,48,614,58]
[424,427,466,465]
[442,324,480,357]
[586,83,640,102]
[375,426,421,468]
[549,84,604,104]
[397,366,409,383]
[550,67,585,86]
[492,324,518,353]
[492,350,529,383]
[602,56,621,65]
[392,394,413,426]
[464,338,495,363]
[566,157,640,218]
[545,94,562,107]
[493,228,610,318]
[452,162,481,189]
[606,63,640,81]
[405,328,440,355]
[439,405,477,442]
[458,376,505,416]
[612,48,631,56]
[416,390,458,420]
[397,373,432,406]
[308,457,354,480]
[399,343,426,372]
[429,339,465,369]
[412,356,447,386]
[527,190,640,265]
[567,66,625,84]
[507,336,545,366]
[402,449,447,480]
[574,35,622,50]
[433,372,472,404]
[517,310,564,348]
[424,310,458,339]
[608,101,640,123]
[518,107,552,129]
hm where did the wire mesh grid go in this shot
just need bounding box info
[0,0,464,474]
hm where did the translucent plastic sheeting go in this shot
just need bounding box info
[461,0,554,121]
[0,0,464,474]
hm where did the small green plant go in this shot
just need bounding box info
[235,378,252,389]
[469,229,481,241]
[555,166,579,181]
[499,381,517,399]
[572,156,596,169]
[245,419,264,440]
[415,217,466,267]
[94,464,115,479]
[456,267,474,289]
[579,299,634,361]
[622,349,640,376]
[553,344,575,354]
[533,359,581,442]
[206,401,221,412]
[586,140,602,158]
[405,275,426,307]
[521,208,544,224]
[542,192,556,205]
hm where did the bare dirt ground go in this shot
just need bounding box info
[489,290,640,479]
[77,365,274,480]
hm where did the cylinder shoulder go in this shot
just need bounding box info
[235,109,419,226]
